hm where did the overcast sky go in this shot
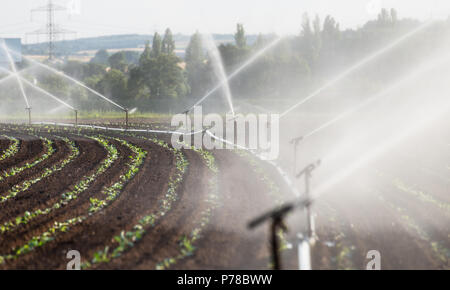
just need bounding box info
[0,0,449,41]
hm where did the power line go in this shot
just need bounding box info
[27,0,76,60]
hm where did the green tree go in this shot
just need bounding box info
[108,51,127,72]
[91,49,109,65]
[234,23,247,48]
[140,41,152,66]
[151,32,162,58]
[96,69,128,105]
[185,32,207,97]
[162,28,176,54]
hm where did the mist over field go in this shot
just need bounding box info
[0,1,449,272]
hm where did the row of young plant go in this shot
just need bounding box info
[156,145,220,270]
[233,150,292,257]
[0,136,55,182]
[0,135,147,265]
[0,135,118,234]
[81,137,220,269]
[82,134,189,268]
[234,149,358,269]
[76,134,185,269]
[0,135,20,162]
[315,201,356,270]
[375,170,450,215]
[234,150,284,205]
[376,191,450,268]
[0,137,80,203]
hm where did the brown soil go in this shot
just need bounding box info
[0,123,448,270]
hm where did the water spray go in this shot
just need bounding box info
[280,21,434,119]
[301,53,450,141]
[124,107,138,130]
[6,48,127,112]
[184,37,283,113]
[0,67,78,126]
[202,33,235,116]
[1,40,31,118]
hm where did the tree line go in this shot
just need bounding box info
[3,9,449,113]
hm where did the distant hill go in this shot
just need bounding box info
[23,34,259,57]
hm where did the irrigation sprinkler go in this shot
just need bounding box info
[290,136,304,175]
[186,37,282,113]
[296,161,321,241]
[124,108,129,130]
[248,199,312,270]
[25,107,32,126]
[182,110,190,131]
[123,107,138,130]
[74,110,78,127]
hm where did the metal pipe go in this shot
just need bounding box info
[290,136,303,175]
[296,161,321,240]
[26,107,32,126]
[271,217,285,270]
[125,109,129,130]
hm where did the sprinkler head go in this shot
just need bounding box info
[248,198,312,230]
[290,136,304,145]
[128,108,138,115]
[296,160,321,179]
[248,203,295,230]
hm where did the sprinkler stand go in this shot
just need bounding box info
[290,136,304,175]
[124,108,129,130]
[296,161,321,242]
[25,107,32,126]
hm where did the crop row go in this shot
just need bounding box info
[83,135,188,267]
[0,135,20,162]
[233,150,292,255]
[0,136,55,182]
[0,135,117,234]
[0,137,79,203]
[375,170,450,214]
[0,136,147,264]
[315,201,356,270]
[377,192,450,267]
[156,146,220,270]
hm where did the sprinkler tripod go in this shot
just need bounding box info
[25,107,32,126]
[295,160,321,270]
[248,199,312,270]
[290,136,304,175]
[296,160,320,241]
[124,108,129,130]
[248,161,320,270]
[183,110,189,132]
